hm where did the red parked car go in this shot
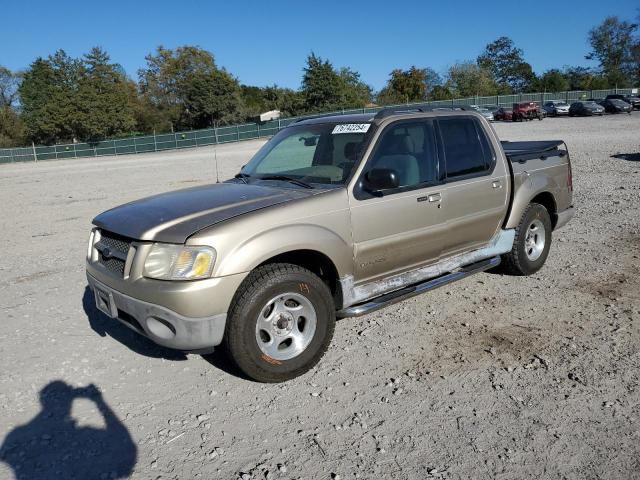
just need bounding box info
[512,102,544,121]
[494,107,513,121]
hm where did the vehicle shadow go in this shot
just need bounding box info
[200,350,251,381]
[0,381,136,480]
[611,153,640,161]
[82,286,187,361]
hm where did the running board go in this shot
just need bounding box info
[337,256,501,318]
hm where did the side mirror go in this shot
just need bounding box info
[363,168,400,194]
[299,136,318,146]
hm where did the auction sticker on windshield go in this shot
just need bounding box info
[332,124,371,134]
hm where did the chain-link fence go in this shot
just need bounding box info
[1,87,636,164]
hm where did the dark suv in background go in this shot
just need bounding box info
[605,94,640,110]
[569,101,605,116]
[601,98,633,114]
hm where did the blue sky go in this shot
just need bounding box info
[1,0,637,90]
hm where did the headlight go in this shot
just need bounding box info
[143,244,216,280]
[87,229,96,260]
[87,228,100,261]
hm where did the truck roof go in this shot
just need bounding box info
[292,106,485,127]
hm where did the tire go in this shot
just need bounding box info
[223,263,335,382]
[501,203,552,276]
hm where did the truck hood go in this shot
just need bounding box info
[92,182,315,243]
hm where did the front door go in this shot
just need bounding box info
[349,119,447,285]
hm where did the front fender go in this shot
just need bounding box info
[215,224,353,278]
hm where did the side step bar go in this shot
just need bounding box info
[337,256,501,318]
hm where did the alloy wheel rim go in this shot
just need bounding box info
[524,219,545,261]
[255,292,317,361]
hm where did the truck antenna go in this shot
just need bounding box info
[213,125,220,183]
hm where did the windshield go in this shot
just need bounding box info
[583,102,598,107]
[241,122,371,186]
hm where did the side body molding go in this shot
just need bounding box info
[340,229,515,308]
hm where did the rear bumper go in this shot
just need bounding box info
[87,273,227,351]
[553,206,575,231]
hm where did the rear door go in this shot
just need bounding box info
[436,116,509,256]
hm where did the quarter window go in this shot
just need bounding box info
[439,117,494,179]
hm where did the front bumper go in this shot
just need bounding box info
[87,273,228,351]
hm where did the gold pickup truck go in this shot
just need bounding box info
[86,108,574,382]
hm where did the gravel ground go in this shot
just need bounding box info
[0,114,639,480]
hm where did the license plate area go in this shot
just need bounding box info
[94,286,118,318]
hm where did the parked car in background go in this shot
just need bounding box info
[569,101,605,116]
[543,100,570,116]
[470,105,494,121]
[483,105,501,114]
[494,107,513,121]
[604,94,640,110]
[512,102,544,121]
[600,98,633,114]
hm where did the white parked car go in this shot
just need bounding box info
[543,100,570,116]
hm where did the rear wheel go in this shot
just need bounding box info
[224,263,335,382]
[501,203,552,276]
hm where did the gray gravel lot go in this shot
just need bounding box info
[0,114,639,480]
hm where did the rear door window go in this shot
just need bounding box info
[438,117,494,179]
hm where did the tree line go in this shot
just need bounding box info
[1,15,638,148]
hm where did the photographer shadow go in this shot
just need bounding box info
[0,381,136,480]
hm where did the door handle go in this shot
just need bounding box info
[492,180,502,189]
[427,193,441,202]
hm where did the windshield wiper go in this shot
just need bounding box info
[234,172,250,184]
[257,175,314,189]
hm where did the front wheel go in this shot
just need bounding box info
[501,203,552,276]
[223,263,335,382]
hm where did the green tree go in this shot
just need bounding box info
[0,106,25,147]
[240,85,266,116]
[261,85,305,117]
[536,69,570,92]
[181,69,243,128]
[337,67,372,108]
[586,16,638,87]
[477,37,536,92]
[562,66,609,91]
[76,47,136,140]
[138,46,243,130]
[424,67,443,97]
[0,66,21,108]
[429,85,453,101]
[0,66,24,147]
[301,53,343,112]
[377,66,428,104]
[445,62,499,97]
[19,51,84,144]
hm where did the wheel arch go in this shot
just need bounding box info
[215,224,352,309]
[256,249,343,309]
[505,187,558,230]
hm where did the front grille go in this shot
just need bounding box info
[96,231,132,277]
